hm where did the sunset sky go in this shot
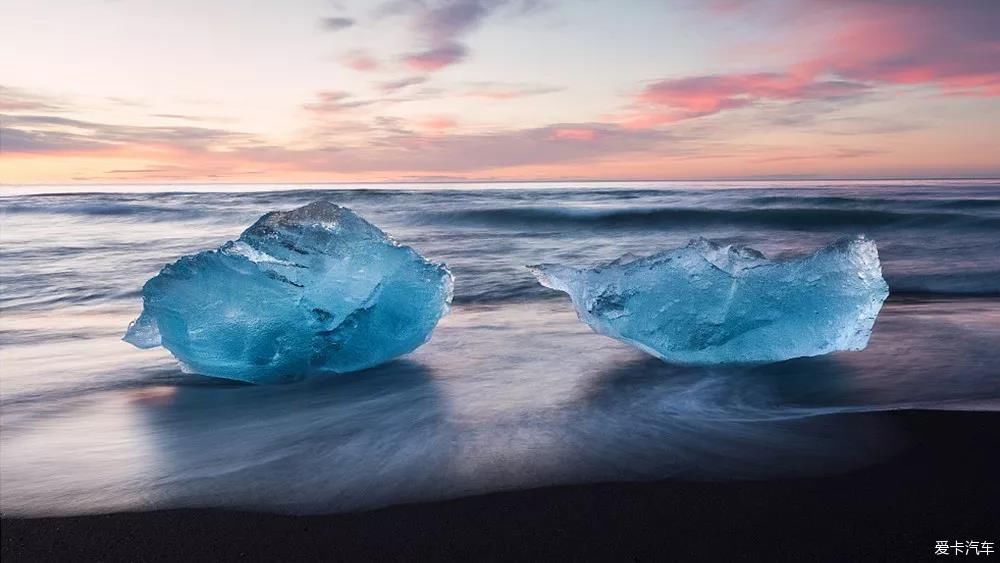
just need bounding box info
[2,0,998,184]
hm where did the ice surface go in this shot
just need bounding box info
[529,236,888,364]
[125,201,453,383]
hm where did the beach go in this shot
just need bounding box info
[4,409,998,561]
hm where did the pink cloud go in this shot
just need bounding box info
[626,73,866,128]
[625,0,999,128]
[618,112,690,130]
[339,50,379,72]
[802,0,1000,96]
[401,43,467,71]
[418,116,458,131]
[8,103,997,182]
[639,73,865,112]
[550,127,598,141]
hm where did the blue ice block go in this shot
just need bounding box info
[125,201,452,383]
[529,236,888,364]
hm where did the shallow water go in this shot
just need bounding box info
[1,180,998,516]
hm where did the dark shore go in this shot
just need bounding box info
[3,409,998,562]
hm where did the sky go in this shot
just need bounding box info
[1,0,998,184]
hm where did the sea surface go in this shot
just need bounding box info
[2,180,999,516]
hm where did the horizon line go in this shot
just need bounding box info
[4,176,1000,188]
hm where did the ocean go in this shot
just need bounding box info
[1,179,998,516]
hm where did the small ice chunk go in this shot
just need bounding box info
[529,236,889,364]
[125,201,453,383]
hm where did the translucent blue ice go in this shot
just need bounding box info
[125,201,453,383]
[529,236,889,364]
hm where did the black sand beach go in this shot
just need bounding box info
[3,409,998,562]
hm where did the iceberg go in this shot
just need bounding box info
[529,236,888,364]
[125,201,453,383]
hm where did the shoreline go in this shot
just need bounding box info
[4,409,998,561]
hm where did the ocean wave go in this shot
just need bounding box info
[885,272,1000,297]
[452,281,555,304]
[1,202,212,220]
[422,206,1000,231]
[744,195,1000,211]
[0,284,143,312]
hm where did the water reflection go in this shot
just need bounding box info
[140,360,449,513]
[129,348,897,515]
[557,355,898,483]
[1,299,996,516]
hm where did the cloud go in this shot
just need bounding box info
[1,126,107,154]
[401,43,468,71]
[549,127,598,141]
[804,0,1000,96]
[716,0,1000,96]
[150,113,205,121]
[278,122,673,173]
[339,50,380,72]
[412,0,496,43]
[302,91,378,114]
[462,82,564,99]
[99,165,265,181]
[1,113,256,154]
[379,76,429,92]
[625,0,999,128]
[371,0,418,20]
[5,109,672,176]
[106,168,174,174]
[319,17,355,31]
[638,73,868,114]
[751,147,884,164]
[9,0,996,184]
[622,73,868,129]
[0,78,875,182]
[385,0,543,72]
[417,116,458,131]
[0,85,65,112]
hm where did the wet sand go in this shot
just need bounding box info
[3,409,998,562]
